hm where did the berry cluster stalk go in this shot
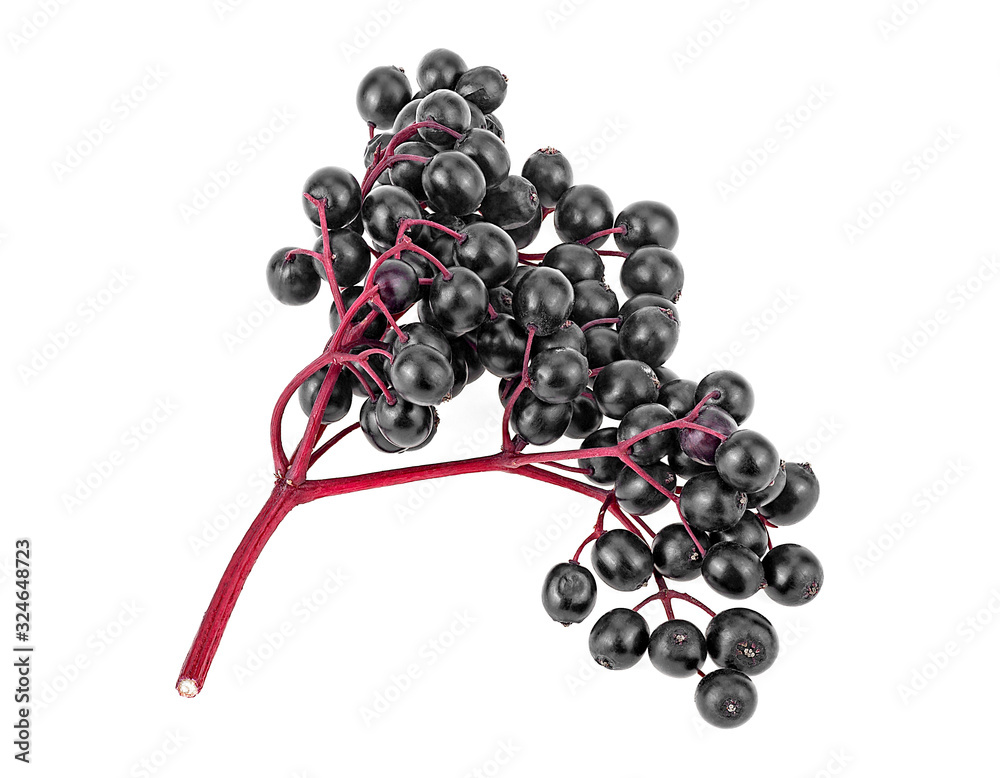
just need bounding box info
[176,124,735,698]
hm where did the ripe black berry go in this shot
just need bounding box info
[617,403,676,465]
[415,89,472,146]
[454,128,510,188]
[705,608,779,675]
[592,360,659,420]
[428,267,489,335]
[356,65,412,129]
[695,669,757,729]
[618,306,680,367]
[554,184,614,246]
[480,175,539,230]
[512,266,574,336]
[696,370,755,425]
[302,167,362,229]
[477,315,528,377]
[762,544,824,605]
[416,48,467,93]
[454,65,507,113]
[375,396,436,448]
[652,524,710,581]
[620,246,684,301]
[541,242,605,284]
[589,608,649,670]
[527,347,589,404]
[522,147,574,208]
[701,542,765,600]
[510,390,572,445]
[714,430,780,493]
[758,463,820,526]
[579,428,624,485]
[390,344,454,406]
[591,529,653,591]
[613,200,679,252]
[542,561,597,624]
[710,514,769,558]
[613,462,677,516]
[455,222,518,287]
[297,366,352,423]
[267,248,321,306]
[648,620,707,677]
[422,151,487,215]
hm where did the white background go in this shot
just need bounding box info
[3,0,999,775]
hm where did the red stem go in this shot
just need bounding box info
[579,226,626,245]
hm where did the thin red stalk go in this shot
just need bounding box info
[302,192,346,320]
[308,422,361,467]
[370,298,406,339]
[501,326,536,451]
[580,317,620,332]
[396,218,466,244]
[393,241,453,279]
[539,461,593,475]
[343,363,376,402]
[663,589,716,618]
[358,359,394,403]
[176,483,299,697]
[628,512,656,540]
[269,350,337,472]
[363,244,406,287]
[579,226,625,245]
[571,531,600,563]
[286,364,345,484]
[752,511,774,551]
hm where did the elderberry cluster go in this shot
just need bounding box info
[544,369,824,727]
[262,48,824,728]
